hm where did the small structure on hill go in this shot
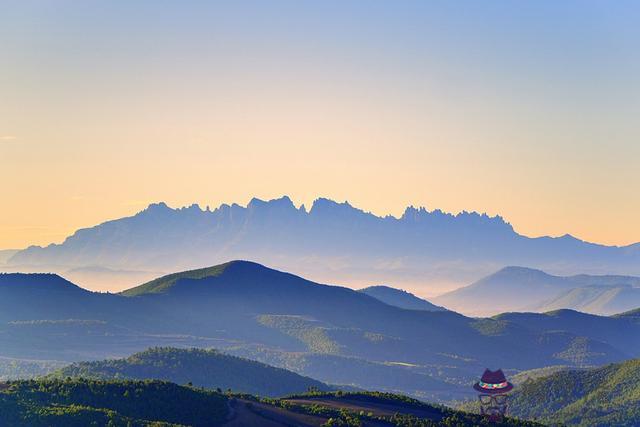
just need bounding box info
[473,368,513,422]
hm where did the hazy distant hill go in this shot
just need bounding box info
[535,284,640,315]
[494,309,640,357]
[54,347,331,397]
[507,358,640,426]
[359,285,446,311]
[2,262,640,401]
[0,249,18,266]
[432,266,640,316]
[7,196,640,293]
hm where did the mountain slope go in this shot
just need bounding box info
[2,262,640,401]
[54,347,331,397]
[121,263,231,296]
[433,266,640,316]
[535,284,640,315]
[507,358,640,426]
[7,196,640,293]
[359,285,446,311]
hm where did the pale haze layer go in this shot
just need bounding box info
[1,1,640,249]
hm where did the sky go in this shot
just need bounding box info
[1,0,639,249]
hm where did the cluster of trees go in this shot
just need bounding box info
[0,378,228,426]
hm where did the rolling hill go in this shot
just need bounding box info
[53,347,331,397]
[6,196,640,293]
[2,261,640,402]
[506,358,640,426]
[432,266,640,316]
[359,285,446,311]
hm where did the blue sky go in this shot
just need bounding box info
[1,0,639,247]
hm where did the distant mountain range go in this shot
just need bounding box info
[432,266,640,316]
[5,196,640,293]
[2,261,640,402]
[359,285,446,311]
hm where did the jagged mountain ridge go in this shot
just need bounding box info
[7,196,640,293]
[3,196,640,295]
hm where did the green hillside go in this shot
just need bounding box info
[121,262,233,296]
[53,347,331,397]
[507,358,640,426]
[2,262,640,403]
[0,378,228,426]
[0,378,541,427]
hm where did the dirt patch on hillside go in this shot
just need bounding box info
[223,398,326,427]
[285,396,444,420]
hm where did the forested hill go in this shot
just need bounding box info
[507,358,640,426]
[0,378,228,426]
[53,347,331,397]
[0,378,542,426]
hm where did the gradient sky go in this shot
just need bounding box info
[2,1,640,249]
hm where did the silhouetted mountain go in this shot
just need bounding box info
[2,262,640,402]
[7,197,640,293]
[0,273,113,323]
[54,347,331,397]
[506,358,640,426]
[359,285,446,311]
[432,266,640,316]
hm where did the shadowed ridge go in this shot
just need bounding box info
[0,272,88,293]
